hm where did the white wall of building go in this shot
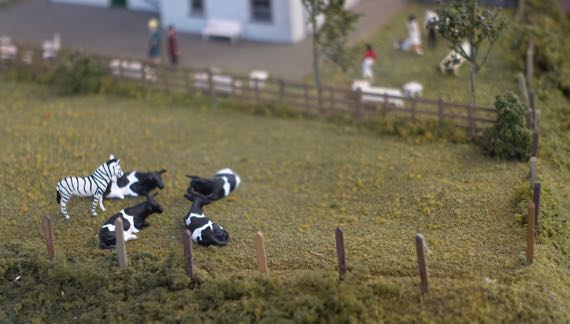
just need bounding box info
[160,0,308,43]
[52,0,108,7]
[128,0,160,12]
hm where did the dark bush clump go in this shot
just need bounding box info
[49,53,104,95]
[482,92,531,160]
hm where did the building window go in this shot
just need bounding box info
[251,0,272,23]
[190,0,204,16]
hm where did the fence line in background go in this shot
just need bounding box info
[0,43,498,138]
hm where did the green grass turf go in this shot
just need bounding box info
[0,80,526,276]
[1,81,569,322]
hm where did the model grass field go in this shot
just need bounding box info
[1,3,570,323]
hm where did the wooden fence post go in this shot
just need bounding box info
[184,70,191,95]
[527,202,535,264]
[383,93,389,115]
[41,215,55,259]
[533,182,541,234]
[354,88,363,120]
[528,90,535,129]
[526,39,534,88]
[330,88,336,113]
[304,85,309,112]
[115,218,128,268]
[207,69,216,109]
[254,78,260,107]
[411,97,417,121]
[163,66,171,93]
[517,73,529,104]
[531,131,539,158]
[278,79,285,101]
[255,231,268,274]
[415,233,429,294]
[530,157,537,188]
[317,86,324,114]
[468,104,476,139]
[335,227,347,281]
[183,230,194,279]
[437,97,445,125]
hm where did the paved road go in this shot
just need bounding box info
[0,0,408,80]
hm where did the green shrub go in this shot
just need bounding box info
[49,53,104,95]
[481,92,531,160]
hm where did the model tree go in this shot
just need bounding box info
[432,0,506,105]
[302,0,360,89]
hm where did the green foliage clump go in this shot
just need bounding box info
[49,53,104,95]
[482,92,531,160]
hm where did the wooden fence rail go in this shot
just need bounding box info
[0,43,498,137]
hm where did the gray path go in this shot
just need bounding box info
[0,0,408,80]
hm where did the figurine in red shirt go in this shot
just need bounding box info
[167,25,180,66]
[362,44,377,82]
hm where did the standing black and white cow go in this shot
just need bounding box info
[104,169,167,199]
[99,193,164,249]
[56,155,124,220]
[183,191,230,247]
[186,168,241,202]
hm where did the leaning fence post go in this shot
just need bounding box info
[335,226,347,281]
[530,157,537,188]
[41,215,55,259]
[533,182,541,234]
[183,230,194,279]
[115,218,128,268]
[415,233,429,294]
[527,202,535,264]
[255,231,268,274]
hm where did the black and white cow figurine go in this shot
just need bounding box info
[99,193,164,249]
[104,169,167,199]
[183,190,230,247]
[186,168,241,202]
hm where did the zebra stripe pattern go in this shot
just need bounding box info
[56,155,124,220]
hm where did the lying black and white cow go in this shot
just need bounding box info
[104,169,167,199]
[183,190,230,247]
[186,168,241,202]
[99,194,164,249]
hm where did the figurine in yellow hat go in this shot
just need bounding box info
[147,18,161,64]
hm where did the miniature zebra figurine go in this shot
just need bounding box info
[56,155,124,220]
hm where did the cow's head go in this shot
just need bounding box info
[145,192,164,214]
[202,224,230,247]
[152,169,167,190]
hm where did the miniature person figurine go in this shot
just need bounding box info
[424,9,439,49]
[147,18,161,64]
[407,15,422,55]
[394,15,423,55]
[166,25,180,66]
[362,43,377,83]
